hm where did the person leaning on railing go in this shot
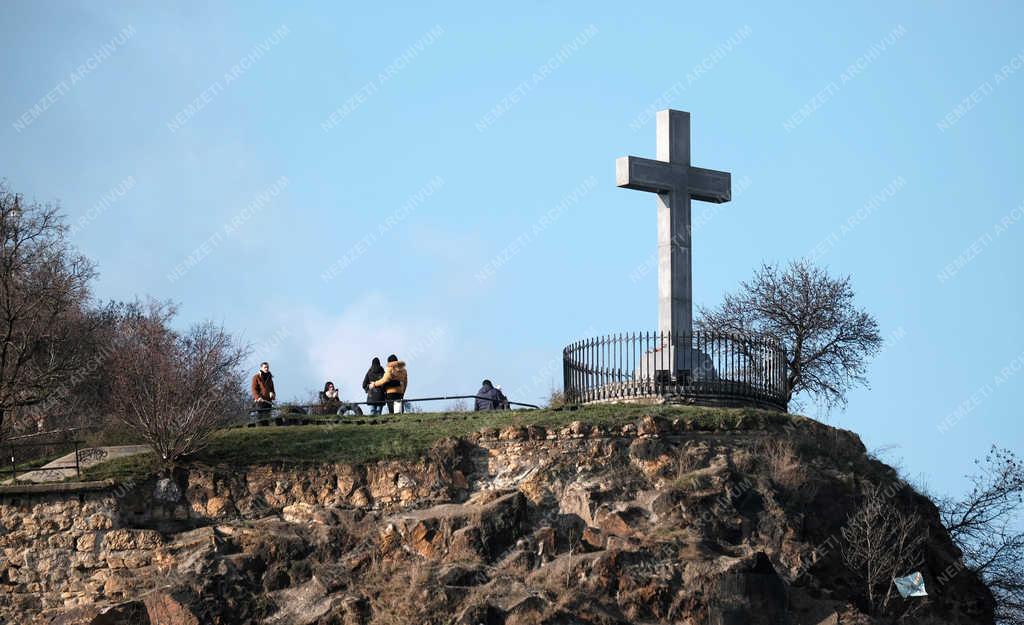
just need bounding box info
[368,354,407,414]
[362,357,387,415]
[474,380,502,411]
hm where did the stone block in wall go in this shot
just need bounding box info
[84,513,115,531]
[76,532,97,552]
[48,532,76,549]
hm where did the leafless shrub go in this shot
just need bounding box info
[940,446,1024,624]
[108,301,247,464]
[546,386,566,409]
[361,559,447,624]
[675,445,703,481]
[757,438,807,491]
[698,260,882,410]
[841,483,927,616]
[447,398,469,412]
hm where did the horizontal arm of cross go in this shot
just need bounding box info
[616,156,683,193]
[616,157,731,203]
[688,166,731,203]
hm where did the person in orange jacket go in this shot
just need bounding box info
[368,354,407,414]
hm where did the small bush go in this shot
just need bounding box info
[758,438,807,491]
[546,387,566,409]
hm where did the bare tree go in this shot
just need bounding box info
[109,301,247,463]
[697,260,882,409]
[0,183,97,441]
[841,483,928,616]
[941,447,1024,624]
[447,398,469,413]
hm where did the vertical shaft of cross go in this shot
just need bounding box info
[617,108,731,378]
[655,110,692,344]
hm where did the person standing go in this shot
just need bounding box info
[251,362,276,413]
[474,379,502,411]
[369,354,407,414]
[362,357,387,415]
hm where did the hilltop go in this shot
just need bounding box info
[0,406,994,624]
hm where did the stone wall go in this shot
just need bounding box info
[0,416,992,625]
[1,416,776,618]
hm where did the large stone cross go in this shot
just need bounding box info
[616,109,731,372]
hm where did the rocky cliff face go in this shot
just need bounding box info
[0,414,994,625]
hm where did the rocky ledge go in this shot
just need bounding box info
[0,414,995,624]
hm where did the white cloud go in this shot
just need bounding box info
[288,293,454,403]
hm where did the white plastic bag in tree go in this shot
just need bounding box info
[894,571,928,598]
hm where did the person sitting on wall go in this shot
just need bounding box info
[319,381,342,414]
[474,379,502,411]
[251,362,275,413]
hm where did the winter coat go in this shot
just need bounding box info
[372,361,408,397]
[319,390,341,407]
[251,372,275,402]
[362,364,386,404]
[495,389,510,410]
[317,390,342,415]
[474,383,502,411]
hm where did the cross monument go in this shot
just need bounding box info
[616,109,731,375]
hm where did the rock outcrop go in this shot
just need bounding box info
[0,414,995,624]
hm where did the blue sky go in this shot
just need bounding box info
[1,2,1021,499]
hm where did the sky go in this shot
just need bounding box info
[1,1,1021,500]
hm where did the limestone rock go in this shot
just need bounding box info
[153,478,182,503]
[143,590,201,625]
[0,415,997,625]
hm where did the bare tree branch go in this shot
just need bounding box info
[0,182,97,441]
[941,446,1024,624]
[697,260,882,410]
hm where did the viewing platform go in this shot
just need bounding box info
[563,331,788,411]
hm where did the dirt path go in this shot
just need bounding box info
[5,445,151,484]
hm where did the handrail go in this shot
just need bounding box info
[246,393,541,416]
[563,330,788,411]
[2,439,83,481]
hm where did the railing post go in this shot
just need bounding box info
[10,446,15,482]
[74,440,81,480]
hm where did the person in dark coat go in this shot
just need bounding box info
[318,381,342,414]
[362,357,386,415]
[474,379,502,411]
[250,362,275,413]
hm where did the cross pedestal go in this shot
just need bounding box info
[616,109,731,377]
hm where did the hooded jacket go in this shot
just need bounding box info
[372,361,408,397]
[362,361,386,403]
[475,381,502,411]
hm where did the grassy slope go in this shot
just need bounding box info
[81,404,798,482]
